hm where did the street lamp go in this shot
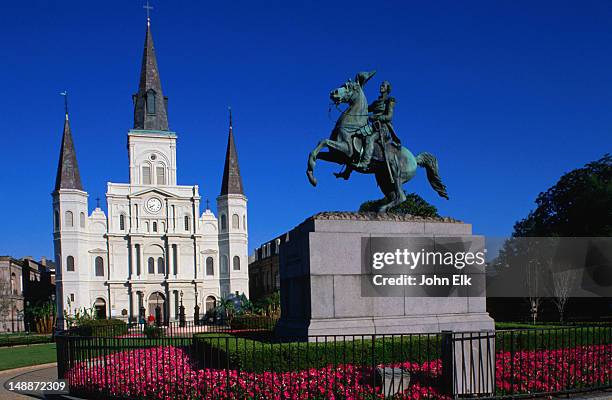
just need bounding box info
[194,289,200,326]
[179,290,185,327]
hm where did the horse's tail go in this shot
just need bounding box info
[416,152,449,199]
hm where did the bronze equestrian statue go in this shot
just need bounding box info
[306,70,449,213]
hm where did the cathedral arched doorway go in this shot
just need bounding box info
[148,292,166,324]
[205,295,216,313]
[93,298,107,319]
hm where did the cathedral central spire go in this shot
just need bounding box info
[132,18,169,131]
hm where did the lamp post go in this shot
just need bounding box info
[179,290,185,327]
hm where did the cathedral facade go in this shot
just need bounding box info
[52,20,248,324]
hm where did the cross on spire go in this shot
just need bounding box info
[96,197,101,208]
[143,0,153,26]
[60,90,69,119]
[228,106,233,128]
[206,198,210,210]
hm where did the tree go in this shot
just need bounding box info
[492,154,611,323]
[359,193,440,217]
[550,265,579,323]
[513,154,611,237]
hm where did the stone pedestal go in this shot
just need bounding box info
[275,212,494,338]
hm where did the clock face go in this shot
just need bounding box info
[146,197,162,214]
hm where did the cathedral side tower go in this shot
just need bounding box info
[52,111,90,324]
[217,111,249,298]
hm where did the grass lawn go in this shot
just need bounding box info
[0,343,57,371]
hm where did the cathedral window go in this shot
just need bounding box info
[243,215,246,230]
[172,245,178,275]
[66,256,75,272]
[156,166,166,185]
[221,214,227,231]
[95,256,104,277]
[142,165,152,185]
[119,214,126,231]
[65,211,73,227]
[10,273,16,295]
[148,257,155,274]
[233,256,241,271]
[146,90,156,114]
[157,257,165,274]
[135,245,141,276]
[184,216,190,231]
[152,222,158,232]
[206,257,214,276]
[232,214,240,229]
[173,291,179,319]
[80,212,86,228]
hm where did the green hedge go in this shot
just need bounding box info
[193,333,441,373]
[0,333,53,347]
[71,319,128,337]
[496,326,612,352]
[229,315,278,330]
[194,327,612,373]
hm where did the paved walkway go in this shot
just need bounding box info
[0,363,58,399]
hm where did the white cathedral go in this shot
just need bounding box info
[52,19,249,325]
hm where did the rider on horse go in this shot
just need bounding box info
[355,80,401,169]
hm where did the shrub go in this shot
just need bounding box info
[143,324,164,339]
[72,319,128,337]
[228,315,277,331]
[193,333,441,373]
[359,192,440,217]
[0,333,53,347]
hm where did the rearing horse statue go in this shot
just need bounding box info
[306,71,449,212]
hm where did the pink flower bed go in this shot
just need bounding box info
[66,344,611,399]
[496,344,612,394]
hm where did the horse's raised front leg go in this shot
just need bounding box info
[307,139,352,187]
[307,139,329,186]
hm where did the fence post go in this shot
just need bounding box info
[440,330,454,395]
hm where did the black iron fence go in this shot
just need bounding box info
[55,325,611,399]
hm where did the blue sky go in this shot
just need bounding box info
[0,1,610,259]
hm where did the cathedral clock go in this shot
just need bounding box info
[146,197,162,214]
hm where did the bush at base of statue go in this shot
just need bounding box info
[359,192,440,217]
